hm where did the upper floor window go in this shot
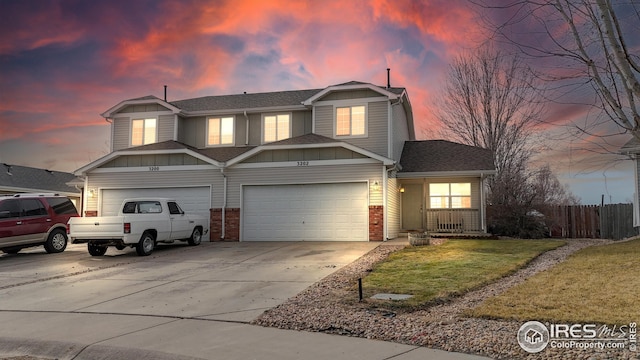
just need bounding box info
[207,116,234,146]
[263,114,291,143]
[131,118,157,146]
[336,105,366,137]
[429,183,471,209]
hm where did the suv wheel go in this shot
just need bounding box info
[44,229,68,253]
[88,243,108,256]
[136,232,155,256]
[188,227,202,246]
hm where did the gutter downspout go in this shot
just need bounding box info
[383,166,388,241]
[244,111,249,145]
[480,173,486,232]
[221,169,227,240]
[105,117,113,153]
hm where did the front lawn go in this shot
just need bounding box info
[467,238,640,324]
[362,239,564,308]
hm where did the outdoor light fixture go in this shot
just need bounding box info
[372,180,381,191]
[89,189,96,198]
[399,186,405,193]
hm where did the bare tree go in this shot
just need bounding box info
[434,47,545,200]
[531,164,581,206]
[476,0,640,141]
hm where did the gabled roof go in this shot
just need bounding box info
[262,133,337,146]
[302,82,404,105]
[620,136,640,154]
[0,164,81,195]
[398,140,495,176]
[227,134,395,166]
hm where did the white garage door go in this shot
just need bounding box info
[101,187,211,230]
[243,183,368,241]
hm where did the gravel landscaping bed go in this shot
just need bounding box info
[253,239,639,360]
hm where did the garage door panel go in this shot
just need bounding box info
[243,183,368,242]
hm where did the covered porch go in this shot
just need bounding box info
[398,179,488,234]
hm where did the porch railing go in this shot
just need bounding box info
[424,209,481,232]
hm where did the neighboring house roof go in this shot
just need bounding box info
[620,136,640,154]
[0,164,81,196]
[398,140,495,176]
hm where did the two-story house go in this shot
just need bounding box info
[74,80,495,241]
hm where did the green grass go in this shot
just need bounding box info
[467,238,640,325]
[361,239,564,308]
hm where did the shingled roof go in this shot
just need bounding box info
[169,89,322,112]
[399,140,495,173]
[0,164,81,195]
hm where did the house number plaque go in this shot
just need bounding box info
[297,161,310,166]
[148,166,160,171]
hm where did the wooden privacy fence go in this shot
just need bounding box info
[546,204,639,240]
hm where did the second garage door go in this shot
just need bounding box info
[242,183,368,241]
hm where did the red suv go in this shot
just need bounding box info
[0,194,79,254]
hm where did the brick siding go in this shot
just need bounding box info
[369,205,384,241]
[209,208,240,241]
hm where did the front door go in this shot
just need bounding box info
[402,184,423,230]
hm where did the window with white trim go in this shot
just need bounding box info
[131,118,157,146]
[207,116,234,146]
[336,105,365,136]
[429,183,471,209]
[263,114,291,143]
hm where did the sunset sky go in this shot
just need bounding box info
[0,0,635,205]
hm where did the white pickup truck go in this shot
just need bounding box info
[67,198,208,256]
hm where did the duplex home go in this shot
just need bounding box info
[74,79,495,241]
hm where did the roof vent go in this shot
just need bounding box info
[164,85,167,101]
[3,163,11,176]
[387,68,391,89]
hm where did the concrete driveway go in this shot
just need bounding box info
[0,241,379,322]
[0,241,488,360]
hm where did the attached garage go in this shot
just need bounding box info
[242,182,368,241]
[100,187,211,229]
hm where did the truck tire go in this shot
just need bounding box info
[44,229,68,253]
[136,232,155,256]
[88,243,107,256]
[188,227,202,246]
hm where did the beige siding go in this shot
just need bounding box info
[158,114,175,142]
[116,103,171,113]
[320,89,383,101]
[85,169,223,213]
[178,116,206,148]
[313,101,389,157]
[112,117,129,151]
[345,101,388,156]
[314,105,333,136]
[225,163,384,208]
[292,110,312,137]
[391,102,410,161]
[387,177,401,239]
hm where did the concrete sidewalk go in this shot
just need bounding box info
[0,311,490,360]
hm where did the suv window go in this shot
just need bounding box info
[0,199,21,219]
[47,197,78,215]
[21,199,47,217]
